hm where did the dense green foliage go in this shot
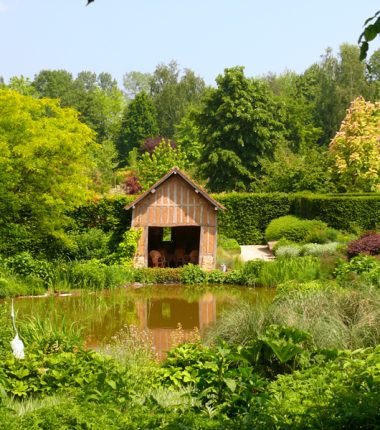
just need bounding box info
[3,43,380,195]
[265,215,329,242]
[197,67,285,192]
[66,193,380,248]
[216,193,379,244]
[136,140,189,190]
[117,91,159,161]
[1,215,379,428]
[293,194,380,232]
[1,281,379,429]
[1,30,380,428]
[32,70,124,143]
[0,90,97,255]
[257,144,334,192]
[149,61,206,139]
[215,193,294,244]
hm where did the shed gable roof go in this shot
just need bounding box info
[125,167,226,211]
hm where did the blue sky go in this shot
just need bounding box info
[1,0,379,87]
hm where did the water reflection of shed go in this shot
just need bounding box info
[136,293,216,355]
[125,167,225,271]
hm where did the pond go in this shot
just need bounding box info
[8,285,274,356]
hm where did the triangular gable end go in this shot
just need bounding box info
[125,167,226,211]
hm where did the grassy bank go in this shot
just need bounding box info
[0,281,379,429]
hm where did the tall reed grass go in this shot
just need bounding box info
[208,286,380,349]
[1,392,66,417]
[20,316,84,353]
[255,256,322,287]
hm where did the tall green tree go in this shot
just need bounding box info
[196,67,285,192]
[265,71,322,151]
[257,144,334,193]
[32,70,125,142]
[174,110,204,175]
[367,48,380,81]
[303,48,341,146]
[72,71,124,141]
[117,91,159,161]
[90,139,119,193]
[150,61,206,138]
[303,45,378,146]
[367,48,380,99]
[123,71,152,99]
[0,90,96,254]
[33,69,74,100]
[7,76,38,97]
[337,44,372,108]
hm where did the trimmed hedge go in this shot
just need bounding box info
[70,193,380,246]
[73,195,134,232]
[214,193,294,244]
[71,195,135,249]
[293,194,380,232]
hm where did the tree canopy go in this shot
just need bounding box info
[2,43,380,197]
[329,96,380,192]
[196,67,285,192]
[0,90,96,254]
[135,140,188,191]
[117,91,159,161]
[32,70,125,142]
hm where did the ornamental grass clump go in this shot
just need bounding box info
[102,324,158,366]
[275,245,301,258]
[268,287,380,349]
[300,242,339,257]
[256,256,321,287]
[209,287,380,350]
[206,301,267,345]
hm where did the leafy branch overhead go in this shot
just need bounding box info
[359,10,380,60]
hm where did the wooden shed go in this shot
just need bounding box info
[125,167,225,271]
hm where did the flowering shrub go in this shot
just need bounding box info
[329,97,380,192]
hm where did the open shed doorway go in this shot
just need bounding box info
[148,226,200,268]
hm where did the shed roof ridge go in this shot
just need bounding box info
[124,167,226,210]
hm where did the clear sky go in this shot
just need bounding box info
[1,0,380,87]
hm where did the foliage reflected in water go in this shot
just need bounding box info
[9,285,274,355]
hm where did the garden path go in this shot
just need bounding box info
[240,245,274,262]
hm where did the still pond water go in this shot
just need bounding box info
[10,285,274,356]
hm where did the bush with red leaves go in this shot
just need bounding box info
[123,175,142,195]
[141,137,177,154]
[347,231,380,259]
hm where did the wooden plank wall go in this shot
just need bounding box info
[132,176,217,228]
[131,175,218,268]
